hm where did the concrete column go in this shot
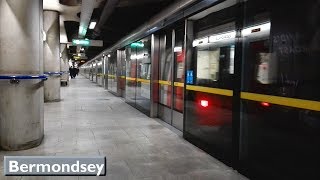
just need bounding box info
[0,0,44,150]
[43,10,60,102]
[60,44,69,86]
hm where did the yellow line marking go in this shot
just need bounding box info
[174,82,184,87]
[186,85,233,96]
[241,92,320,111]
[126,77,136,81]
[158,80,171,86]
[137,78,150,84]
[120,76,125,79]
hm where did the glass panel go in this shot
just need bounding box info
[194,28,235,89]
[173,27,185,112]
[119,50,126,97]
[125,46,136,105]
[97,62,103,85]
[108,52,117,93]
[159,31,173,107]
[185,2,237,165]
[240,1,320,179]
[135,37,152,112]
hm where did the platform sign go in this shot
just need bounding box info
[72,39,90,46]
[130,42,144,48]
[72,39,103,47]
[187,70,194,84]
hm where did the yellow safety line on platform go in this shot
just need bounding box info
[186,85,233,96]
[241,92,320,111]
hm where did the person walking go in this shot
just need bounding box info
[69,67,75,78]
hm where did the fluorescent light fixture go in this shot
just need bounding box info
[72,39,90,46]
[42,30,46,42]
[242,22,271,36]
[147,27,158,33]
[131,42,144,48]
[130,53,148,60]
[89,22,97,29]
[174,47,182,52]
[192,37,209,47]
[209,31,236,43]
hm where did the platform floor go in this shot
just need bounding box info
[0,76,248,180]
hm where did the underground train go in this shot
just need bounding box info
[80,0,320,179]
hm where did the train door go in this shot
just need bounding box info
[184,0,239,165]
[158,24,185,131]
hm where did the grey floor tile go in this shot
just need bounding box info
[0,76,248,180]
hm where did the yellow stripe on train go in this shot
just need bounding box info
[158,80,171,86]
[186,85,233,96]
[241,92,320,111]
[137,78,150,84]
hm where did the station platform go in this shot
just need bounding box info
[0,75,248,180]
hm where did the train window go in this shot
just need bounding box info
[241,1,320,100]
[193,25,236,89]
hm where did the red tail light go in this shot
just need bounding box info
[261,102,270,107]
[200,100,209,107]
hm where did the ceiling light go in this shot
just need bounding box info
[89,22,97,29]
[174,47,182,52]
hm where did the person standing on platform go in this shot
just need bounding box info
[69,67,75,78]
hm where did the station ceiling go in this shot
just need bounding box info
[60,0,175,66]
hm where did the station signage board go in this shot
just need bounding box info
[72,39,103,47]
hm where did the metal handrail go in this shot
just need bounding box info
[44,72,63,75]
[0,75,48,80]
